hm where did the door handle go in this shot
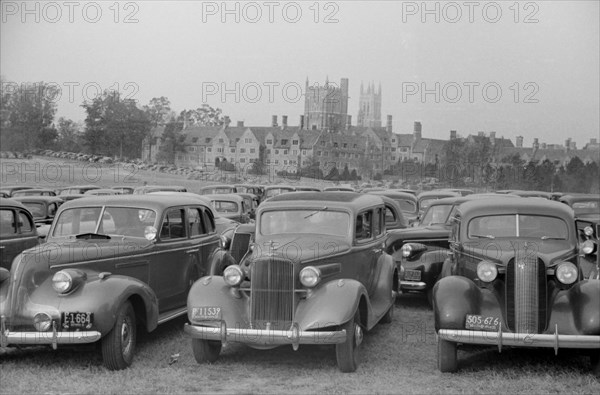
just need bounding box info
[186,248,200,254]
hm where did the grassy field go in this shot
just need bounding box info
[1,157,599,394]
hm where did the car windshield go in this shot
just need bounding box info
[265,188,293,198]
[572,200,599,215]
[395,199,417,214]
[467,214,568,239]
[53,206,157,237]
[260,209,350,237]
[21,202,45,218]
[212,201,238,213]
[421,204,453,225]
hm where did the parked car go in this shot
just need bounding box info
[293,186,322,192]
[323,186,355,192]
[11,196,64,240]
[0,198,39,270]
[0,186,34,197]
[111,186,135,195]
[203,193,252,224]
[132,185,187,194]
[369,191,419,225]
[433,198,600,374]
[262,184,296,200]
[84,188,124,196]
[235,192,260,220]
[0,195,225,370]
[199,184,237,195]
[11,188,57,197]
[503,190,552,199]
[559,194,600,220]
[441,188,474,197]
[184,192,397,372]
[416,190,460,217]
[57,185,102,196]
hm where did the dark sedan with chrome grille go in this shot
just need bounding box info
[433,198,600,375]
[184,192,397,372]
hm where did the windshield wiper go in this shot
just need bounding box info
[471,234,495,239]
[75,233,111,240]
[304,206,327,219]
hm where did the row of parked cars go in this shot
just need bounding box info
[0,185,598,375]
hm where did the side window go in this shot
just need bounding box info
[385,206,396,225]
[18,211,33,233]
[355,211,373,241]
[161,208,186,240]
[373,208,383,236]
[450,214,460,243]
[202,208,216,234]
[188,207,205,237]
[0,209,17,235]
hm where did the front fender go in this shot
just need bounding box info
[295,279,368,330]
[403,249,448,285]
[56,274,158,334]
[187,276,247,325]
[433,275,482,331]
[549,279,600,335]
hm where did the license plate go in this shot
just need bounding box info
[192,307,221,320]
[62,312,93,330]
[465,314,500,331]
[404,269,421,281]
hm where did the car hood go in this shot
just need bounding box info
[460,238,577,266]
[388,225,450,242]
[251,234,352,263]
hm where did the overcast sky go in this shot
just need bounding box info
[2,0,598,147]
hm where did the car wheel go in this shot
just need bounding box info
[101,301,136,370]
[192,339,222,363]
[591,352,600,377]
[381,303,393,324]
[335,311,362,373]
[437,337,458,373]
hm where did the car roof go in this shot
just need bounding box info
[559,194,600,204]
[203,193,244,202]
[427,193,519,207]
[12,188,56,193]
[58,194,211,210]
[264,184,296,190]
[11,196,64,204]
[417,190,460,199]
[457,197,574,220]
[368,191,418,201]
[200,184,235,190]
[0,197,29,210]
[263,191,384,211]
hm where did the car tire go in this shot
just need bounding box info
[381,303,393,324]
[192,339,222,363]
[335,311,362,373]
[101,301,136,370]
[437,337,458,373]
[591,352,600,377]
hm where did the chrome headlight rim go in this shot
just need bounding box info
[299,266,321,288]
[223,265,244,287]
[401,244,413,258]
[556,262,578,285]
[477,261,498,282]
[33,312,53,332]
[583,226,594,237]
[581,240,596,255]
[52,270,73,294]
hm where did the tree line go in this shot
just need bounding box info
[0,78,227,160]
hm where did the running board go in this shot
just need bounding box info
[158,307,187,324]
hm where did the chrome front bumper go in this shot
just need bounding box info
[184,321,347,348]
[1,319,101,349]
[438,325,600,354]
[400,281,427,291]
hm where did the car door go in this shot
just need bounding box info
[187,206,220,279]
[151,207,192,312]
[0,208,38,270]
[352,208,382,294]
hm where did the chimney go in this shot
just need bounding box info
[565,138,571,149]
[413,121,422,141]
[271,115,278,127]
[414,121,422,133]
[224,117,230,128]
[236,121,244,128]
[299,115,305,130]
[533,138,539,149]
[282,115,288,128]
[386,115,392,133]
[450,130,457,140]
[516,136,523,148]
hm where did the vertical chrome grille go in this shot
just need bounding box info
[230,233,251,263]
[506,250,548,334]
[250,257,294,330]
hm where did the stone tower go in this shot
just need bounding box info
[303,77,349,131]
[357,81,382,128]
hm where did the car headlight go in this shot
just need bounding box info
[583,226,594,237]
[52,271,73,293]
[33,312,52,332]
[299,266,321,288]
[477,261,498,282]
[401,244,413,258]
[581,240,596,255]
[556,262,578,285]
[223,265,243,287]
